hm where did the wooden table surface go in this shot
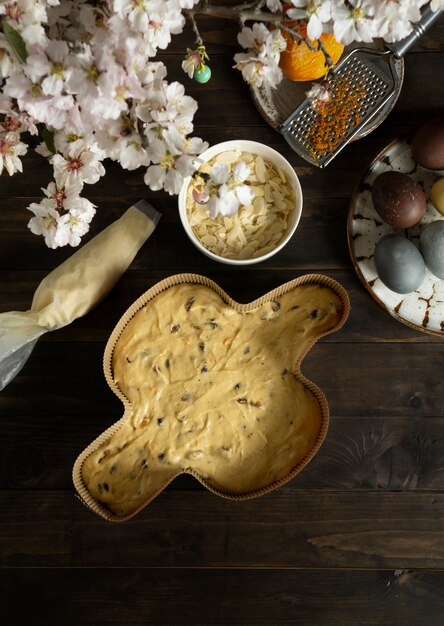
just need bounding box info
[1,10,444,626]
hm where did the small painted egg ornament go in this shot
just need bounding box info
[194,64,211,83]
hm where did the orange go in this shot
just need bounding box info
[279,22,344,82]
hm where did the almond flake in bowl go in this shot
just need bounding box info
[178,141,303,265]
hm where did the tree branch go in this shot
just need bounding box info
[188,4,282,24]
[188,11,203,46]
[187,2,337,72]
[315,36,334,69]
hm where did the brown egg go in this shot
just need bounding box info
[411,119,444,170]
[371,171,427,228]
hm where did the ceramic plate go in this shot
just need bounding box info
[250,56,404,140]
[347,128,444,335]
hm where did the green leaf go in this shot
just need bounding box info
[1,18,28,63]
[41,127,55,154]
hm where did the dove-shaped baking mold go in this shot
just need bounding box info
[73,274,350,521]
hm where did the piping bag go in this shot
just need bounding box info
[0,199,161,391]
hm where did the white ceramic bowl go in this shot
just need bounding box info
[178,140,303,265]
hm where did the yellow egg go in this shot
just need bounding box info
[431,178,444,215]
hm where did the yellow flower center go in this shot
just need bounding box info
[85,64,100,82]
[67,133,80,143]
[51,62,64,78]
[352,7,365,22]
[160,152,175,170]
[43,215,57,230]
[31,83,42,97]
[115,85,127,101]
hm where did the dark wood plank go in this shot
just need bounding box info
[1,491,444,568]
[2,568,444,626]
[0,341,442,417]
[2,415,444,492]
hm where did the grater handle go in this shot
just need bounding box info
[386,7,442,59]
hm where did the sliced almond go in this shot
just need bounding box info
[215,150,241,164]
[255,156,266,183]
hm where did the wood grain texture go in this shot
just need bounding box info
[1,7,444,624]
[1,491,444,569]
[2,568,444,626]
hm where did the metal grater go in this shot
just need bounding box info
[281,6,442,168]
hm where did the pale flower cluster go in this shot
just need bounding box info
[193,161,255,219]
[0,103,29,176]
[283,0,440,43]
[234,23,286,89]
[234,0,441,88]
[0,0,205,247]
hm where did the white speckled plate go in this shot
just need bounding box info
[347,128,444,335]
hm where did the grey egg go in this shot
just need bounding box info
[420,220,444,279]
[374,234,425,294]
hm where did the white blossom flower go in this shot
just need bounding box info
[52,125,94,156]
[95,117,150,170]
[0,131,27,175]
[182,49,204,79]
[0,0,48,45]
[331,0,376,45]
[286,1,332,40]
[373,0,431,42]
[210,162,230,186]
[203,160,254,218]
[112,0,185,57]
[4,70,74,130]
[55,197,96,247]
[233,161,250,184]
[234,24,286,89]
[143,0,185,55]
[138,61,167,89]
[144,127,207,195]
[51,144,105,187]
[42,178,84,207]
[27,198,61,248]
[138,81,197,127]
[41,40,72,96]
[113,0,151,31]
[306,81,331,105]
[27,178,96,248]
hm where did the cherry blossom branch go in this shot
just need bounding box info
[314,35,334,69]
[188,4,282,24]
[188,11,204,46]
[278,23,316,52]
[187,4,319,56]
